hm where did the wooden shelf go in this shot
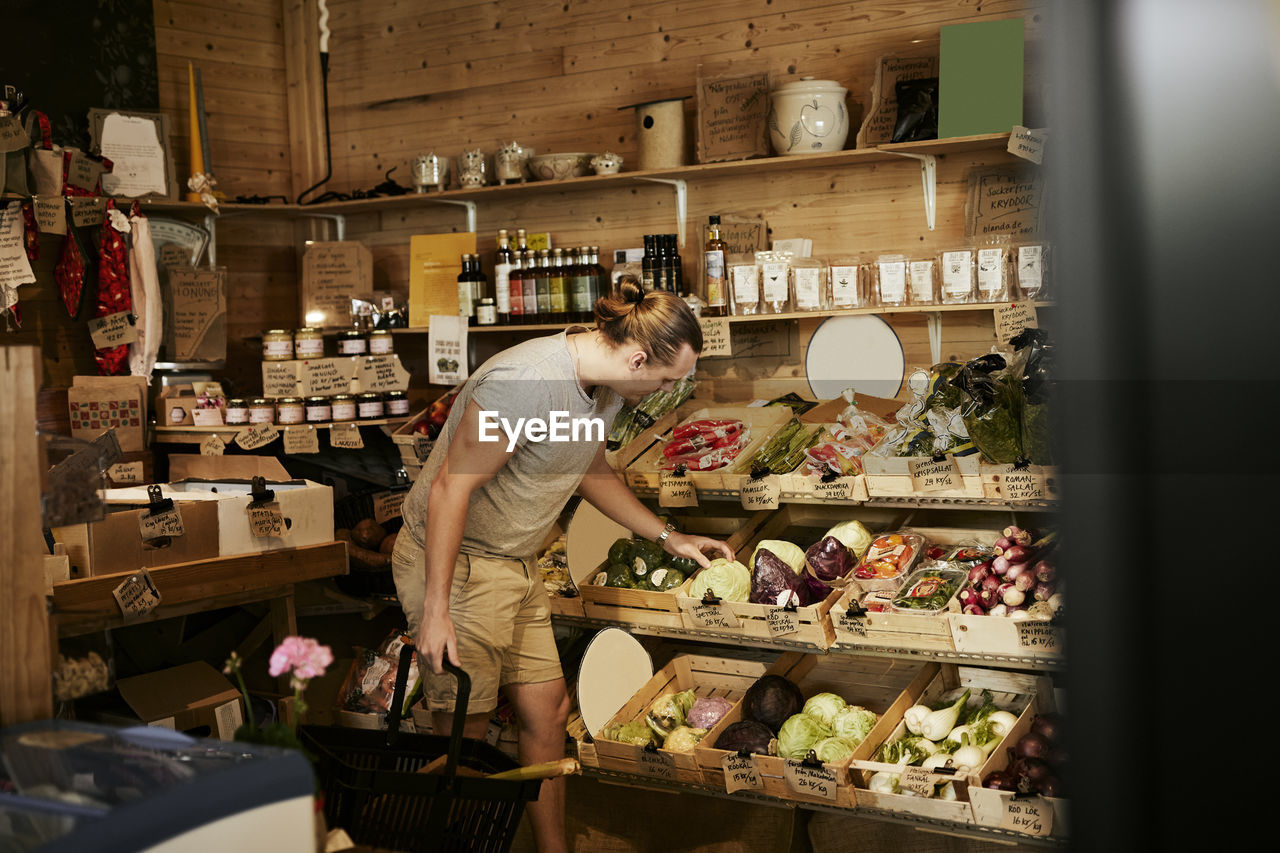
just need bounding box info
[127,133,1016,219]
[152,419,407,445]
[51,541,349,636]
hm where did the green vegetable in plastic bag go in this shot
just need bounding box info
[950,354,1023,464]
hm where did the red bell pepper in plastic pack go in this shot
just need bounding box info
[661,427,751,471]
[662,421,743,458]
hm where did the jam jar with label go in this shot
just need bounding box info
[304,396,331,423]
[248,398,276,424]
[369,329,394,354]
[330,394,357,422]
[262,329,294,361]
[275,397,305,425]
[384,390,410,417]
[225,398,250,425]
[357,392,385,420]
[294,327,324,359]
[337,329,367,355]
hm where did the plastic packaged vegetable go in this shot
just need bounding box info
[891,566,967,614]
[949,354,1023,464]
[853,531,924,583]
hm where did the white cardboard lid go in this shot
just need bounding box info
[565,499,631,587]
[577,627,653,737]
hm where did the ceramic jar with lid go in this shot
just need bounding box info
[767,77,850,154]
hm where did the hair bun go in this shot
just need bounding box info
[625,287,645,305]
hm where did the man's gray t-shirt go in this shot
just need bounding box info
[401,330,623,559]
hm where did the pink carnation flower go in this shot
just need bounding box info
[269,636,333,681]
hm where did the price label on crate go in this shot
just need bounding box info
[812,477,856,501]
[766,607,800,638]
[138,505,185,543]
[994,464,1049,501]
[909,456,961,493]
[107,461,144,485]
[235,423,280,450]
[636,748,677,781]
[413,435,433,463]
[740,476,780,510]
[200,433,225,456]
[783,760,838,801]
[248,502,285,538]
[330,422,365,449]
[899,765,943,796]
[658,471,698,508]
[282,426,320,455]
[1016,620,1063,654]
[112,569,161,619]
[686,599,740,630]
[372,490,406,525]
[721,752,762,793]
[837,610,869,638]
[1000,795,1055,836]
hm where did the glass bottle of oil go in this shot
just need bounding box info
[549,247,569,324]
[534,249,552,322]
[703,215,728,316]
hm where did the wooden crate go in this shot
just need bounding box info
[389,385,461,473]
[539,513,586,618]
[604,407,682,473]
[570,504,763,630]
[832,525,1001,653]
[676,505,915,651]
[592,653,778,785]
[979,462,1061,503]
[695,652,932,809]
[566,708,598,769]
[624,406,793,493]
[849,665,1045,824]
[862,443,985,499]
[968,695,1068,836]
[948,611,1064,661]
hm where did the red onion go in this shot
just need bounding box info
[992,555,1011,576]
[1015,731,1050,760]
[1013,572,1036,592]
[1014,756,1053,785]
[983,770,1017,791]
[1037,773,1063,798]
[1031,713,1063,744]
[963,603,987,616]
[978,587,1000,609]
[1004,526,1033,546]
[981,573,1002,593]
[969,562,992,585]
[1045,745,1068,769]
[1033,581,1056,601]
[1033,560,1056,583]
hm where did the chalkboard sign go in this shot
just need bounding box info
[6,0,158,150]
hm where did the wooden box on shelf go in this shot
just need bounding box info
[948,609,1064,662]
[623,406,792,494]
[695,651,931,808]
[539,513,586,619]
[592,653,779,785]
[862,447,985,499]
[848,664,1045,825]
[390,386,461,478]
[967,699,1068,837]
[978,461,1060,504]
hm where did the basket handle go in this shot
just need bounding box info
[385,644,472,784]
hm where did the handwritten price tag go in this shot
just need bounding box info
[200,434,226,456]
[636,748,676,781]
[262,361,302,397]
[995,465,1049,501]
[740,476,780,510]
[837,610,868,638]
[994,301,1039,344]
[69,196,107,227]
[107,461,144,485]
[138,506,185,543]
[908,456,962,493]
[88,311,138,348]
[1007,126,1048,165]
[282,426,320,455]
[372,490,406,524]
[698,316,732,357]
[33,196,67,235]
[900,765,942,796]
[112,569,161,619]
[1016,621,1063,654]
[248,502,285,538]
[766,607,800,638]
[686,600,740,629]
[721,752,762,793]
[1000,795,1055,836]
[235,424,281,450]
[783,761,838,801]
[812,477,856,501]
[659,471,698,507]
[330,422,365,449]
[413,435,433,463]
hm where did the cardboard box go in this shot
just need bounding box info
[67,376,148,453]
[115,661,245,740]
[53,500,222,578]
[167,455,291,481]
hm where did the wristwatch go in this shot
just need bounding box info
[655,522,677,545]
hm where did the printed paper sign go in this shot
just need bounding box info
[139,506,185,542]
[659,471,698,508]
[721,752,762,793]
[248,502,285,538]
[200,434,225,456]
[783,761,838,801]
[191,407,224,427]
[1000,795,1055,836]
[98,113,169,197]
[740,476,780,510]
[113,569,161,618]
[766,607,800,638]
[698,316,732,357]
[994,301,1039,344]
[235,424,281,450]
[685,600,740,630]
[428,315,468,385]
[282,426,320,455]
[909,456,962,493]
[330,422,365,449]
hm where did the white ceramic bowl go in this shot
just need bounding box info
[529,152,596,181]
[767,77,850,155]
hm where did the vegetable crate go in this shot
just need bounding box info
[967,695,1069,837]
[390,385,462,477]
[849,664,1046,825]
[978,462,1060,504]
[623,406,793,493]
[538,514,586,619]
[862,445,985,499]
[948,611,1064,661]
[565,708,597,770]
[570,505,763,630]
[832,525,1002,654]
[604,406,684,474]
[592,653,778,785]
[696,652,931,809]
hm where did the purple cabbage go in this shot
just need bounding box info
[713,720,775,755]
[742,674,804,733]
[688,696,734,730]
[750,548,809,607]
[804,535,855,585]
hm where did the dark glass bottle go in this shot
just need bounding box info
[522,250,540,324]
[588,245,606,312]
[534,249,552,322]
[469,254,489,326]
[669,234,684,295]
[566,246,587,324]
[457,254,475,325]
[549,248,569,324]
[641,234,656,292]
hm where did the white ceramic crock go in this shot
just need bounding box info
[767,77,850,155]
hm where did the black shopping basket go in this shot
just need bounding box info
[301,645,542,852]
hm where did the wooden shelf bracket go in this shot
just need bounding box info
[636,177,688,247]
[885,151,938,231]
[424,198,477,232]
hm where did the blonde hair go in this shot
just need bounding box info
[594,275,702,363]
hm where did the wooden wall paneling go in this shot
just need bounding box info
[282,0,329,201]
[0,347,54,725]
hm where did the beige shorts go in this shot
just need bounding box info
[392,541,562,715]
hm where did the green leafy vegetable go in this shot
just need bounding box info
[693,558,751,603]
[602,719,655,746]
[801,693,848,729]
[777,712,833,760]
[832,706,879,746]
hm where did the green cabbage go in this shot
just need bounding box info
[801,692,848,729]
[693,558,751,603]
[776,712,833,760]
[832,705,879,746]
[662,725,707,753]
[602,719,655,746]
[813,736,858,763]
[749,539,806,576]
[646,689,696,738]
[824,520,873,559]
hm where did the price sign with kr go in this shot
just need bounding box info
[686,599,740,630]
[330,422,365,449]
[766,606,800,638]
[909,456,962,493]
[139,505,185,543]
[112,569,161,619]
[659,470,698,507]
[721,752,762,793]
[636,748,676,781]
[1016,621,1063,654]
[740,476,780,510]
[248,502,286,538]
[1000,794,1055,836]
[783,760,838,801]
[837,609,868,638]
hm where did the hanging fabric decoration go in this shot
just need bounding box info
[21,199,38,261]
[127,201,162,382]
[54,198,97,320]
[93,199,133,375]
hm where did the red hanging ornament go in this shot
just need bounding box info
[93,199,133,375]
